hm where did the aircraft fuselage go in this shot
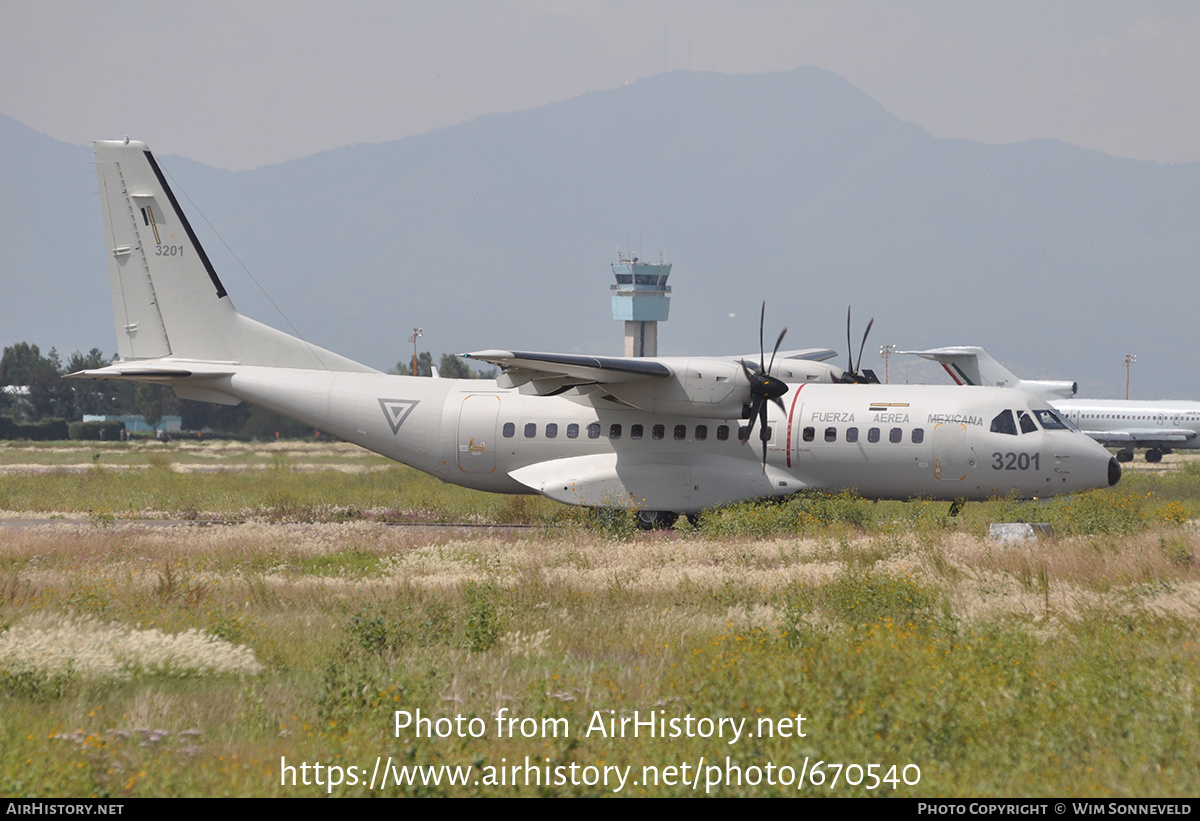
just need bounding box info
[221,366,1118,512]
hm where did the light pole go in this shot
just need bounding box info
[410,328,423,376]
[879,344,896,384]
[1123,353,1136,400]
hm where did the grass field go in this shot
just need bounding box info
[1,441,1198,796]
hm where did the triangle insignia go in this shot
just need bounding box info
[378,398,420,435]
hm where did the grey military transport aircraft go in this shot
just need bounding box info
[71,140,1121,527]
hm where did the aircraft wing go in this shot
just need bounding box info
[463,350,672,394]
[737,348,839,364]
[465,346,843,414]
[1081,428,1197,446]
[464,347,837,392]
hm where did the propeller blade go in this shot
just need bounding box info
[759,400,770,467]
[759,302,767,372]
[846,306,854,373]
[740,395,764,444]
[768,327,787,373]
[839,307,878,383]
[855,318,874,377]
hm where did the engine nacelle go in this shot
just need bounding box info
[601,357,846,418]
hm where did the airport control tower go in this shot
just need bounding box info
[611,255,671,357]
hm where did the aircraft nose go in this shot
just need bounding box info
[1108,457,1122,487]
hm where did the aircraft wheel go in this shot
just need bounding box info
[1146,449,1163,463]
[636,510,679,530]
[1116,449,1134,463]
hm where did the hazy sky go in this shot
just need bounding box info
[3,1,1198,170]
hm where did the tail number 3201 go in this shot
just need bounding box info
[992,451,1040,471]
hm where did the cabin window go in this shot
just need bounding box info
[630,424,644,440]
[868,427,880,443]
[1018,411,1038,434]
[846,427,859,443]
[889,427,902,444]
[803,426,815,442]
[503,422,515,438]
[674,424,687,441]
[717,425,730,441]
[738,425,750,441]
[609,424,622,439]
[652,424,665,440]
[911,428,924,444]
[990,409,1018,435]
[524,423,537,438]
[587,423,601,439]
[566,423,579,439]
[695,425,708,441]
[545,423,558,439]
[825,427,837,442]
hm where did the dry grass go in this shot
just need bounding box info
[2,444,1200,796]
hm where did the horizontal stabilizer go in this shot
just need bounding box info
[67,362,242,405]
[67,364,235,382]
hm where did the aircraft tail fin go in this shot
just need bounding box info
[897,346,994,387]
[93,140,373,373]
[897,346,1076,400]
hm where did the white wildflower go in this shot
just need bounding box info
[0,613,263,686]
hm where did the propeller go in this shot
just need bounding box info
[838,306,881,384]
[740,302,790,467]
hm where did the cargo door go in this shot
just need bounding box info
[932,421,970,482]
[457,394,500,474]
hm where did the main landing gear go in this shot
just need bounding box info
[636,510,679,530]
[1119,448,1168,463]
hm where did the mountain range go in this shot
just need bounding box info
[3,67,1198,398]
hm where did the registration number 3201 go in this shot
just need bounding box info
[991,451,1040,470]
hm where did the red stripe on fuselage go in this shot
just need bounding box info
[786,383,807,468]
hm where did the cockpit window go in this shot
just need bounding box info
[1017,411,1038,434]
[1034,408,1071,431]
[990,409,1017,436]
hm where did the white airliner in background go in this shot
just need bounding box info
[69,140,1120,527]
[901,346,1200,463]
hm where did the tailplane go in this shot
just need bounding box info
[92,139,373,373]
